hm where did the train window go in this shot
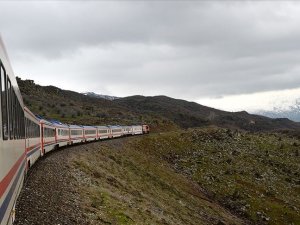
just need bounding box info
[11,89,16,139]
[44,127,55,138]
[112,128,122,133]
[1,65,8,140]
[58,129,69,136]
[7,79,13,139]
[25,118,39,139]
[71,130,82,136]
[99,129,108,134]
[85,130,96,135]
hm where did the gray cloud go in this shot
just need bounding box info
[1,1,300,102]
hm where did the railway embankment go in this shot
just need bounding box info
[15,128,300,225]
[15,135,246,225]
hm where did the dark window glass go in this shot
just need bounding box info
[44,127,55,138]
[113,129,122,132]
[85,130,96,135]
[7,79,12,139]
[58,129,69,136]
[1,65,8,140]
[71,130,82,136]
[12,90,16,139]
[99,129,108,134]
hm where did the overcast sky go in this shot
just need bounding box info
[1,1,300,112]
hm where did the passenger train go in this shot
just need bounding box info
[0,37,150,225]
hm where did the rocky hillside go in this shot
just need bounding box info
[17,78,300,132]
[130,128,300,225]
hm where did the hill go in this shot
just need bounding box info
[17,78,300,132]
[115,95,300,132]
[17,78,177,132]
[16,128,300,225]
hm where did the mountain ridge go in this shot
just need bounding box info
[255,99,300,122]
[17,77,300,132]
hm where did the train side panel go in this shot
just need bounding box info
[41,121,56,154]
[110,126,123,138]
[54,123,70,147]
[132,125,143,135]
[83,126,97,142]
[97,126,110,140]
[69,125,84,144]
[24,107,41,168]
[0,37,26,225]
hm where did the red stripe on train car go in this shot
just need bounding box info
[26,143,40,152]
[0,153,26,198]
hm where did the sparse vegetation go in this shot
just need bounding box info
[126,127,300,225]
[71,137,246,225]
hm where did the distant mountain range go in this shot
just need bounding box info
[255,99,300,122]
[82,92,120,101]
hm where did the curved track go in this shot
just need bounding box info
[15,143,89,225]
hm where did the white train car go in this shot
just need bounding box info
[109,125,123,138]
[132,125,143,135]
[83,126,97,142]
[24,107,41,169]
[97,126,110,139]
[122,126,133,136]
[0,37,26,225]
[69,125,84,144]
[40,119,56,154]
[53,122,70,147]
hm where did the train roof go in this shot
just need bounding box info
[51,121,69,128]
[109,125,123,128]
[97,126,109,129]
[68,124,83,129]
[82,125,97,129]
[40,119,55,126]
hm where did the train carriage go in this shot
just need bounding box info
[132,125,143,135]
[0,37,26,225]
[97,126,110,140]
[109,125,123,138]
[24,107,41,169]
[122,126,131,136]
[69,125,84,144]
[40,119,56,154]
[83,126,97,142]
[53,122,70,147]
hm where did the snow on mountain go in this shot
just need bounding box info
[82,92,120,101]
[255,98,300,122]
